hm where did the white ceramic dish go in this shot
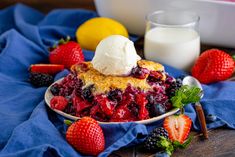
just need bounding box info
[95,0,235,48]
[45,78,179,125]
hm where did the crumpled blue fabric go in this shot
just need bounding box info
[0,4,235,157]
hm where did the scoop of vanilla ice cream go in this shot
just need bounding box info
[91,35,141,76]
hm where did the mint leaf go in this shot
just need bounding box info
[157,136,174,156]
[171,85,201,110]
[173,136,193,149]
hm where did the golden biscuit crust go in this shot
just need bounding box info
[71,60,165,94]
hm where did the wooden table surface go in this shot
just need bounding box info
[1,1,235,157]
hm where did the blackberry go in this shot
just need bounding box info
[127,103,139,117]
[166,77,183,98]
[29,72,53,87]
[108,89,122,102]
[143,127,169,151]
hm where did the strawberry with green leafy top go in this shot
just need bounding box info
[49,36,84,69]
[66,117,105,156]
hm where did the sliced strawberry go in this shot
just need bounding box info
[30,64,64,75]
[163,114,192,144]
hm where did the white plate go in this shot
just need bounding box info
[44,78,179,125]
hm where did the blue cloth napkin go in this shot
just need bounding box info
[0,4,235,157]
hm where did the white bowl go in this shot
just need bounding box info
[95,0,235,48]
[45,78,179,125]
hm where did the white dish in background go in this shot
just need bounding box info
[44,78,179,125]
[95,0,235,48]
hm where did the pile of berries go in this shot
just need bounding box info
[29,36,84,87]
[50,67,180,122]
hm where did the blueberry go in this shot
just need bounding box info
[82,85,94,102]
[150,104,166,117]
[154,151,170,157]
[50,84,60,95]
[131,66,149,79]
[206,114,217,122]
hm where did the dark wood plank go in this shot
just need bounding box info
[0,0,96,12]
[109,147,135,157]
[111,129,235,157]
[173,129,235,157]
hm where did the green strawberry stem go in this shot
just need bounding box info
[52,36,71,49]
[64,119,73,126]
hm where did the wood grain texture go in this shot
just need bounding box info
[112,129,235,157]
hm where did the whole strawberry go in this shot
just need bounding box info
[192,49,234,84]
[49,36,84,69]
[66,117,105,156]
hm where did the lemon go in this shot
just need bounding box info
[76,17,128,51]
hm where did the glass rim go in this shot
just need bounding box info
[146,10,200,28]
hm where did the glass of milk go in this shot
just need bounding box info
[144,11,200,71]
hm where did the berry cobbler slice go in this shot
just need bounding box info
[50,60,182,122]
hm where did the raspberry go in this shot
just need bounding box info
[29,72,54,87]
[50,96,68,111]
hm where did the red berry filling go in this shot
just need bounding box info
[50,66,181,122]
[94,94,116,116]
[131,66,150,79]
